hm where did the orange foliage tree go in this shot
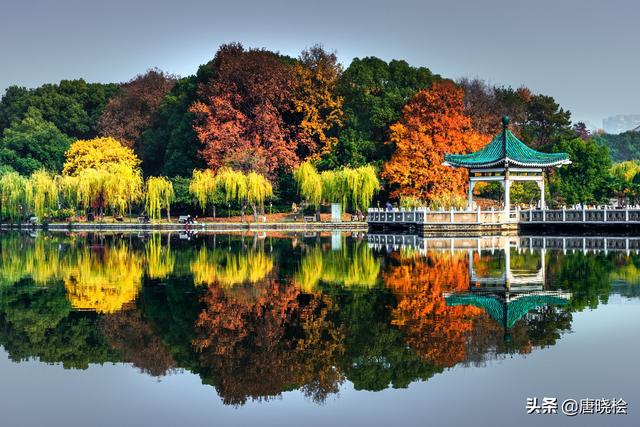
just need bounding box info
[293,45,344,160]
[382,81,486,200]
[384,252,483,368]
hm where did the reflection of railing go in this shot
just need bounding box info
[368,234,640,255]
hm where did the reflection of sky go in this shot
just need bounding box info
[1,296,638,426]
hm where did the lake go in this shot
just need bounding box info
[0,231,638,426]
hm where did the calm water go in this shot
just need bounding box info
[0,231,638,427]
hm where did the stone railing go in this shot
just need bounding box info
[367,207,518,224]
[520,207,640,223]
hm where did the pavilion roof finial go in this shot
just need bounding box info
[502,116,510,157]
[502,115,510,129]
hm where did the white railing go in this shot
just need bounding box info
[367,207,519,224]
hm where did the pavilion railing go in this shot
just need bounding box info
[367,207,519,225]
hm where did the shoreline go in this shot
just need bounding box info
[0,221,369,232]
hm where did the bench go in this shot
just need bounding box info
[178,215,189,224]
[137,216,149,223]
[115,216,124,222]
[303,216,316,222]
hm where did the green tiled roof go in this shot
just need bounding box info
[444,128,571,168]
[446,293,569,329]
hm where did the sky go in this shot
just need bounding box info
[1,0,638,128]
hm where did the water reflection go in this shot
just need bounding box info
[0,231,638,405]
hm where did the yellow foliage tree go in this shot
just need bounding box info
[145,177,174,221]
[62,137,143,218]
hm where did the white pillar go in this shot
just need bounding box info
[539,178,545,209]
[468,181,476,210]
[504,179,511,222]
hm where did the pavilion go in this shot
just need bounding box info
[443,116,571,217]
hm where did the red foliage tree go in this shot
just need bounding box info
[98,69,176,153]
[190,44,301,177]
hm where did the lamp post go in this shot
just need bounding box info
[228,203,231,219]
[269,202,272,216]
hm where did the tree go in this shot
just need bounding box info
[0,80,119,140]
[550,137,612,205]
[329,57,440,167]
[190,44,300,177]
[28,170,58,219]
[142,74,208,177]
[573,122,591,141]
[292,45,344,160]
[98,69,176,155]
[593,131,640,162]
[188,169,218,216]
[0,170,30,222]
[294,162,380,212]
[521,94,572,147]
[62,137,140,175]
[214,168,273,219]
[382,81,485,200]
[145,176,174,221]
[293,162,323,209]
[0,107,73,175]
[62,137,143,217]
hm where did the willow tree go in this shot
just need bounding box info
[295,163,379,214]
[349,165,380,212]
[104,163,144,218]
[189,169,218,217]
[56,174,79,216]
[294,161,323,210]
[28,170,59,219]
[0,171,30,223]
[214,168,249,220]
[146,176,174,221]
[245,171,273,220]
[62,137,143,219]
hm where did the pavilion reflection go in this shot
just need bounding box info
[369,234,572,338]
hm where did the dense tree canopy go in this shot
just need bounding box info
[190,43,301,177]
[382,81,485,200]
[98,69,176,155]
[0,107,73,174]
[550,137,612,205]
[0,79,119,140]
[328,57,440,167]
[593,131,640,162]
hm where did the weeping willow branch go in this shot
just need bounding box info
[146,177,174,221]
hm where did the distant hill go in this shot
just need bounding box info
[594,131,640,162]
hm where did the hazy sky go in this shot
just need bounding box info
[1,0,638,127]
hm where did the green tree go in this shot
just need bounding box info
[142,73,210,177]
[0,80,119,139]
[328,57,440,167]
[550,137,612,205]
[521,94,573,147]
[0,107,73,174]
[593,131,640,162]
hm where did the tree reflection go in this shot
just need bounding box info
[385,252,484,368]
[1,232,635,406]
[193,280,345,405]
